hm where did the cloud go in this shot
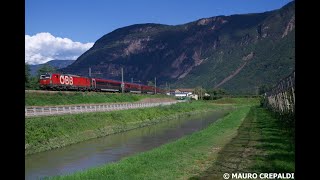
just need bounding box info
[25,32,94,65]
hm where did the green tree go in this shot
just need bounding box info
[258,84,272,95]
[194,86,206,100]
[25,63,30,89]
[27,64,57,90]
[204,88,228,100]
[216,88,227,95]
[37,64,57,77]
[28,77,40,90]
[204,89,215,100]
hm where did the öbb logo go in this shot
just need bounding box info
[59,75,73,85]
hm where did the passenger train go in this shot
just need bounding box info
[39,73,164,94]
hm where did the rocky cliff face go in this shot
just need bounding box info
[62,1,295,94]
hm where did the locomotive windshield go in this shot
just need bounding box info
[40,74,51,79]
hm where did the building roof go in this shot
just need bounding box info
[173,88,194,92]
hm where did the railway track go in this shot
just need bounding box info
[25,90,117,94]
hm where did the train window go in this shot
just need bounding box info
[40,74,50,79]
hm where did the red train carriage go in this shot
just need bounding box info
[39,73,91,91]
[141,86,164,94]
[124,82,142,93]
[155,87,163,94]
[141,85,155,94]
[93,78,122,92]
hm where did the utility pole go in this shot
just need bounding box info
[89,67,91,77]
[121,67,124,93]
[154,77,157,94]
[166,82,168,94]
[131,78,133,83]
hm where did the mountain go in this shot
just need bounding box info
[62,1,295,94]
[29,60,75,76]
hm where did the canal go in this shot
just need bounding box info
[25,108,232,179]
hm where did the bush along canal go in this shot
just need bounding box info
[26,106,233,180]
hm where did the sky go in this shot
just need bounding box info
[25,0,293,65]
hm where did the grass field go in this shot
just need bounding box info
[25,91,170,106]
[192,106,295,179]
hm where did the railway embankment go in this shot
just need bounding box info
[25,90,173,106]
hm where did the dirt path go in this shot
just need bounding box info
[190,107,295,180]
[192,107,262,180]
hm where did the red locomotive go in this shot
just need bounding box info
[39,73,164,94]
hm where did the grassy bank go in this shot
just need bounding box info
[251,107,295,173]
[25,91,170,106]
[25,101,233,155]
[50,105,252,179]
[209,97,260,105]
[191,106,295,179]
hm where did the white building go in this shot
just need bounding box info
[171,89,194,99]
